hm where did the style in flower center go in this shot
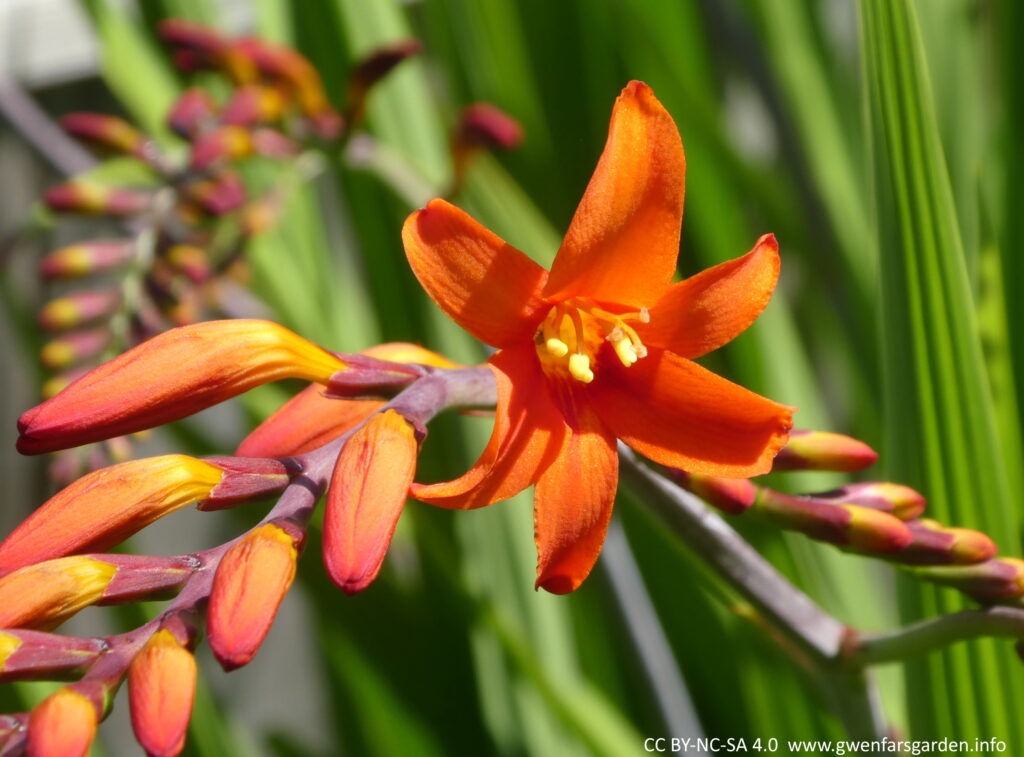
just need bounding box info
[534,298,650,383]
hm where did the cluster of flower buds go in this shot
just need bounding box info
[0,319,478,755]
[670,430,1021,605]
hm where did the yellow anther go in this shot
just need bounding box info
[545,338,569,358]
[610,335,638,367]
[568,353,594,383]
[637,307,650,324]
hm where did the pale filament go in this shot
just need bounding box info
[535,300,649,384]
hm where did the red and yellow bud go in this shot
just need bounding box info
[455,103,524,151]
[250,128,299,159]
[207,523,300,671]
[324,410,419,594]
[346,39,422,124]
[0,557,116,630]
[39,240,134,279]
[27,688,98,757]
[819,482,927,521]
[672,471,756,514]
[222,84,287,126]
[44,182,149,216]
[183,171,246,215]
[60,113,146,156]
[38,290,120,331]
[164,244,211,283]
[839,505,915,554]
[167,88,218,138]
[0,630,107,683]
[911,558,1024,602]
[18,320,346,455]
[896,520,998,566]
[0,456,222,573]
[771,430,879,473]
[129,629,196,757]
[39,328,111,370]
[190,125,254,170]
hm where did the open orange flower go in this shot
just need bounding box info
[403,81,794,594]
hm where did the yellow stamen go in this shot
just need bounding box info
[610,335,638,367]
[545,338,569,358]
[568,353,594,383]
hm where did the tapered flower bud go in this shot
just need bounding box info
[251,128,299,159]
[0,456,222,573]
[839,505,915,553]
[39,328,111,370]
[893,520,998,566]
[184,172,246,215]
[0,630,107,683]
[455,103,524,151]
[208,522,300,671]
[671,471,756,514]
[0,557,115,630]
[27,688,97,757]
[167,88,218,138]
[222,84,287,126]
[324,410,419,594]
[44,182,149,216]
[38,290,120,331]
[816,482,927,521]
[911,558,1024,601]
[60,113,145,156]
[164,244,210,283]
[190,125,254,170]
[17,320,346,455]
[771,429,879,472]
[40,240,134,279]
[129,629,196,757]
[346,39,422,124]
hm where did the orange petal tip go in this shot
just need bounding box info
[27,688,97,757]
[129,629,197,757]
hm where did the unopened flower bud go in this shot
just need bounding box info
[816,481,927,521]
[251,128,299,159]
[893,520,998,566]
[27,688,98,757]
[190,125,254,170]
[60,113,146,156]
[0,630,107,683]
[40,328,110,370]
[18,320,346,455]
[38,290,120,331]
[222,84,287,126]
[184,171,246,215]
[0,557,116,630]
[451,103,523,192]
[164,244,210,283]
[0,456,223,573]
[129,628,196,757]
[911,558,1024,602]
[208,522,301,671]
[40,240,134,279]
[346,39,422,124]
[324,410,419,594]
[772,429,879,472]
[671,471,755,514]
[167,88,219,138]
[44,182,149,216]
[839,505,914,554]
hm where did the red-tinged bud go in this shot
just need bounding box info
[167,88,218,138]
[18,320,346,455]
[325,354,427,399]
[184,172,246,215]
[346,39,422,124]
[44,182,149,216]
[0,557,116,630]
[198,457,294,510]
[40,240,134,279]
[222,84,287,126]
[911,558,1024,601]
[129,629,196,757]
[891,520,998,566]
[0,456,223,573]
[164,244,210,283]
[456,103,524,151]
[158,19,226,56]
[208,523,300,670]
[839,505,914,553]
[772,429,879,472]
[671,471,755,514]
[40,328,110,370]
[60,112,146,156]
[27,688,98,757]
[816,482,927,521]
[251,128,299,159]
[190,125,254,170]
[324,410,418,594]
[38,290,120,331]
[0,630,107,683]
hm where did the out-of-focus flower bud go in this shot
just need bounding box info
[18,320,346,455]
[451,103,523,193]
[39,328,111,370]
[346,39,422,124]
[815,482,927,521]
[207,522,301,671]
[164,244,211,283]
[0,557,116,630]
[893,520,998,566]
[251,128,299,159]
[40,240,134,280]
[129,628,196,757]
[771,430,879,472]
[38,290,120,332]
[27,688,98,757]
[324,410,419,594]
[184,171,246,215]
[60,113,146,156]
[0,630,107,683]
[222,84,287,126]
[189,125,254,171]
[0,456,222,573]
[167,88,219,138]
[43,182,150,217]
[159,19,257,84]
[198,456,294,511]
[671,471,755,514]
[911,558,1024,602]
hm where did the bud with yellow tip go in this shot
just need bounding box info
[771,429,879,472]
[39,240,133,279]
[129,627,197,757]
[0,557,116,630]
[27,688,98,757]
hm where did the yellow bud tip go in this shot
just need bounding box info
[545,338,569,358]
[568,353,594,383]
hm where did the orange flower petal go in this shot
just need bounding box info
[0,456,223,576]
[17,320,345,455]
[207,523,298,671]
[403,199,549,348]
[27,688,97,757]
[534,399,618,595]
[641,234,780,358]
[0,557,116,630]
[589,347,793,477]
[544,81,685,307]
[129,629,197,757]
[323,410,418,594]
[410,344,565,509]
